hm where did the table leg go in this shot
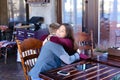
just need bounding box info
[4,48,7,64]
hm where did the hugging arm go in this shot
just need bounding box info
[60,52,79,64]
[50,36,73,49]
[46,41,80,64]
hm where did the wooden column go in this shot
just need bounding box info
[0,0,8,25]
[25,0,29,23]
[56,0,62,24]
[86,0,98,43]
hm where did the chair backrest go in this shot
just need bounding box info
[16,38,43,80]
[76,30,94,57]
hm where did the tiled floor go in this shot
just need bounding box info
[0,53,25,80]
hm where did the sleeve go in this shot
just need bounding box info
[60,53,80,64]
[50,36,73,49]
[44,41,80,64]
[39,35,48,41]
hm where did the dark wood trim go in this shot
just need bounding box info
[0,0,8,25]
[25,0,29,23]
[87,0,98,44]
[56,0,62,24]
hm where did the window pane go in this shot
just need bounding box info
[62,0,74,24]
[8,0,26,22]
[62,0,82,32]
[99,0,120,48]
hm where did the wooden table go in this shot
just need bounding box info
[92,54,120,68]
[39,59,120,80]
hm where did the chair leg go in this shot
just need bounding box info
[4,48,7,64]
[90,50,94,59]
[0,53,1,58]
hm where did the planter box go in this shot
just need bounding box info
[108,48,120,56]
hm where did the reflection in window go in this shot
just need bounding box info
[100,0,120,24]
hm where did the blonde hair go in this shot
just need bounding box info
[48,23,60,34]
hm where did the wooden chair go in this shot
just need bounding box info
[76,30,94,58]
[16,38,43,80]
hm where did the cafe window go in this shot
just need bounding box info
[62,0,83,32]
[99,0,120,48]
[8,0,26,22]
